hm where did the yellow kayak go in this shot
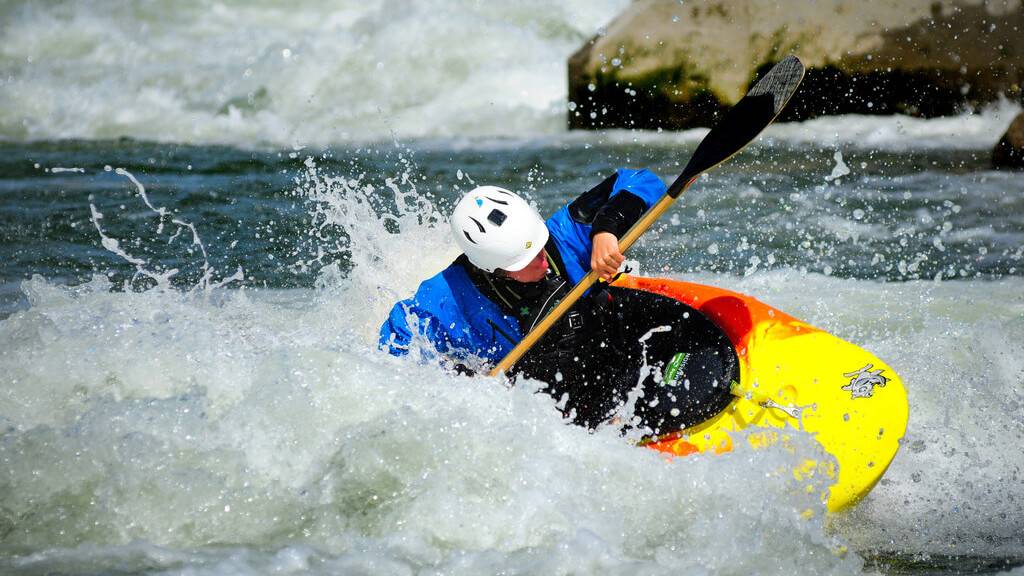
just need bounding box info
[615,275,909,512]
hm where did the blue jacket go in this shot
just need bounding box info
[379,168,666,365]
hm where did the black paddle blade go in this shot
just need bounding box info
[668,55,805,198]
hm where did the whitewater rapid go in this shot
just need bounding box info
[2,2,1023,570]
[2,265,1021,574]
[5,0,1020,152]
[2,148,1023,574]
[0,0,627,146]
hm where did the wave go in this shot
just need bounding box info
[1,269,1021,573]
[1,158,1022,571]
[0,0,627,147]
[3,1,1021,150]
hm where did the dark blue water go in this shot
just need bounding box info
[3,137,1021,319]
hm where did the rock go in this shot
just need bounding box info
[568,0,1024,130]
[993,112,1024,168]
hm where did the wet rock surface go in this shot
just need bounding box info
[568,0,1024,130]
[992,112,1024,168]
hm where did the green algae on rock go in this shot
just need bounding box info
[568,0,1024,130]
[993,112,1024,168]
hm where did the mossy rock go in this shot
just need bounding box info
[569,0,1024,130]
[993,112,1024,169]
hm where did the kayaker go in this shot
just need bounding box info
[379,169,737,435]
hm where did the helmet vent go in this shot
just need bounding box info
[462,230,477,244]
[487,209,507,226]
[468,216,486,233]
[485,196,509,205]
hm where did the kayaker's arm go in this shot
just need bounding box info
[543,168,667,285]
[379,301,444,358]
[588,189,646,280]
[590,189,648,239]
[381,306,480,375]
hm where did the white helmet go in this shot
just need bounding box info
[451,186,549,272]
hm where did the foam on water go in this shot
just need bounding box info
[290,152,456,343]
[2,157,1022,574]
[1,272,861,575]
[592,99,1022,153]
[764,99,1024,151]
[2,1,1021,151]
[2,270,1021,574]
[719,272,1024,558]
[0,0,627,146]
[2,0,1022,565]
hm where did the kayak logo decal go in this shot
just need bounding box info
[842,364,888,399]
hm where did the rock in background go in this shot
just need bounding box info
[568,0,1023,130]
[992,111,1024,167]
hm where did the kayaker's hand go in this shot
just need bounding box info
[591,232,624,281]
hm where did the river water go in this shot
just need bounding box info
[2,1,1023,575]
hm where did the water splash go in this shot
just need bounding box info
[825,150,851,183]
[86,167,244,292]
[289,149,454,344]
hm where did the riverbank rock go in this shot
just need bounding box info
[568,0,1024,130]
[992,112,1024,168]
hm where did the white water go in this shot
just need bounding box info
[2,1,1021,149]
[0,0,627,146]
[2,270,1022,573]
[2,2,1023,568]
[734,272,1024,558]
[2,161,1023,574]
[0,272,852,574]
[764,99,1024,151]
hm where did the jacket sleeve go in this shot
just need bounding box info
[569,168,665,236]
[590,190,648,239]
[545,168,666,282]
[601,168,665,225]
[379,298,447,358]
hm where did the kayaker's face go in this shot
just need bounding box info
[504,250,548,283]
